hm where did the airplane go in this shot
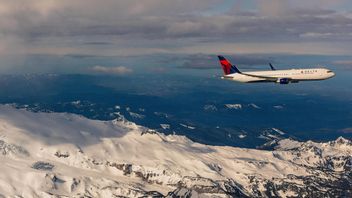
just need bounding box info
[217,55,335,84]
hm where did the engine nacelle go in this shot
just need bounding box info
[277,78,290,84]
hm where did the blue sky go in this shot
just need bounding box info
[1,0,352,74]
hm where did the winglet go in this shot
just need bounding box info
[269,63,276,71]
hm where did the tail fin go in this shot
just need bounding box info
[218,55,241,75]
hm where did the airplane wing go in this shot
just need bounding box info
[241,73,279,81]
[240,73,292,84]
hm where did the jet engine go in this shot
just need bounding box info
[278,78,290,84]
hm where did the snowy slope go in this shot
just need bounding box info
[0,105,351,197]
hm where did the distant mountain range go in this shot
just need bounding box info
[0,105,351,197]
[0,74,351,149]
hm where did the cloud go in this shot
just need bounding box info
[340,128,352,133]
[256,0,349,16]
[333,60,352,66]
[2,1,352,42]
[332,60,352,69]
[1,0,352,73]
[91,65,133,75]
[83,42,112,46]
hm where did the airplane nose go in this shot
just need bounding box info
[330,72,335,78]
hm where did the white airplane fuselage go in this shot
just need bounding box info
[223,68,335,83]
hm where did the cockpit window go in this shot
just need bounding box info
[327,70,333,73]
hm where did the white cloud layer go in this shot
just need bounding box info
[91,65,133,75]
[1,0,352,65]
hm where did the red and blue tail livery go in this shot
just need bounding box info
[218,55,241,75]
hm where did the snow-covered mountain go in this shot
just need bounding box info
[0,105,351,197]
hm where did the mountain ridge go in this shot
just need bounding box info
[0,105,351,197]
